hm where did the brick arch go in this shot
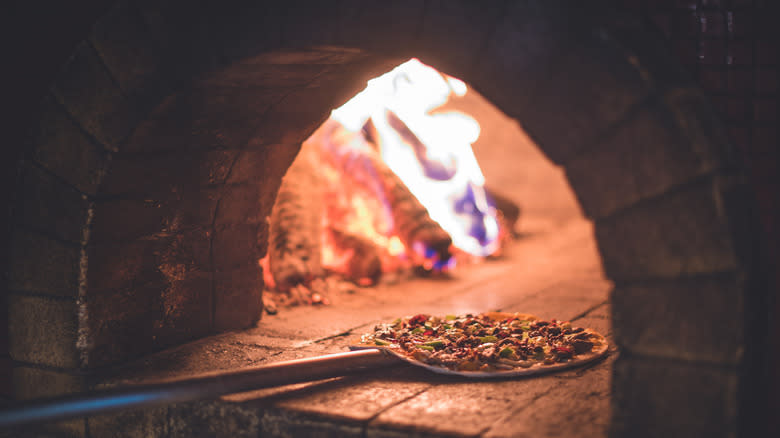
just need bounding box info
[5,1,763,436]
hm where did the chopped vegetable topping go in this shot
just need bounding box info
[359,312,604,373]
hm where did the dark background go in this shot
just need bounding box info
[2,1,777,427]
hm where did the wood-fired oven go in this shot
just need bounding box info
[2,1,776,437]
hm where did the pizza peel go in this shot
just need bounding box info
[349,311,608,378]
[0,313,607,428]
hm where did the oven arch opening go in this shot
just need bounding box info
[3,2,771,437]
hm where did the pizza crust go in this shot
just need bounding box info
[350,312,608,378]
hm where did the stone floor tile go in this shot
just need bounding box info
[483,358,612,438]
[369,374,559,437]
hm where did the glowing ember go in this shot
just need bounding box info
[331,59,500,258]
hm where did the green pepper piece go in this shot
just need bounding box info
[445,314,457,320]
[480,335,498,344]
[425,340,445,349]
[374,339,390,346]
[418,345,434,351]
[411,327,424,334]
[499,347,515,358]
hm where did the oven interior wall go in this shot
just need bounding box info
[2,1,777,436]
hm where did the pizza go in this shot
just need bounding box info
[351,312,608,377]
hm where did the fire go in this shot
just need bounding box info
[330,59,500,259]
[265,58,504,296]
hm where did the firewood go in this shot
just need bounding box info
[262,295,278,315]
[325,227,383,285]
[268,142,323,292]
[315,120,452,266]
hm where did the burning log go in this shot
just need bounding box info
[317,120,453,267]
[325,227,383,286]
[268,143,323,292]
[380,165,452,265]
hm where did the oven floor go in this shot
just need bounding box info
[39,217,609,438]
[3,218,611,438]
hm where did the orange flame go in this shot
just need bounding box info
[330,59,500,258]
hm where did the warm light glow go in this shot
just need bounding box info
[330,59,500,257]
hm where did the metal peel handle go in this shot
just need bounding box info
[0,349,400,428]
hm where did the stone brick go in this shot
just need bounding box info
[122,85,286,154]
[612,274,744,365]
[154,270,214,346]
[595,176,740,280]
[333,0,425,56]
[169,400,261,438]
[663,88,735,166]
[484,358,611,438]
[226,144,299,185]
[12,365,86,400]
[276,2,343,50]
[87,228,211,294]
[91,195,217,243]
[32,96,110,195]
[523,42,652,163]
[505,278,611,323]
[474,0,571,87]
[12,367,87,437]
[135,0,222,83]
[566,91,731,219]
[209,1,283,63]
[611,355,738,438]
[262,408,363,438]
[196,59,328,90]
[211,224,261,272]
[50,42,137,151]
[214,263,262,331]
[214,183,264,226]
[88,407,168,438]
[604,17,694,90]
[87,237,170,294]
[251,55,400,147]
[416,1,507,78]
[472,6,654,165]
[273,370,432,423]
[16,161,89,244]
[7,229,80,297]
[246,46,370,67]
[85,270,212,368]
[90,3,169,111]
[7,293,80,368]
[371,372,554,437]
[99,149,238,196]
[248,89,335,148]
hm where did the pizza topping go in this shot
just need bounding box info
[358,312,606,374]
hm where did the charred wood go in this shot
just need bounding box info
[326,227,382,286]
[317,120,452,265]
